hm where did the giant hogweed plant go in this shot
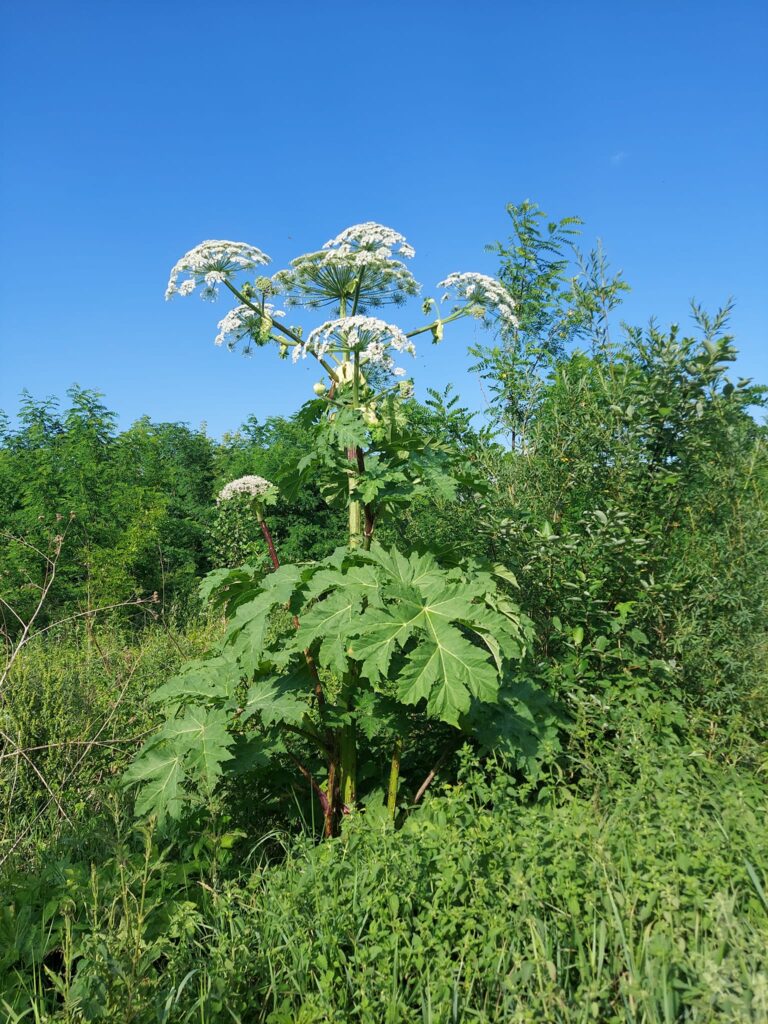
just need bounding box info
[126,223,556,836]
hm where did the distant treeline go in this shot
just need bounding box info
[0,387,345,627]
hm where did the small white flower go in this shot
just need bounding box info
[362,340,387,364]
[217,475,274,503]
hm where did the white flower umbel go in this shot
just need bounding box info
[294,316,415,372]
[215,303,286,351]
[166,241,271,301]
[437,272,519,328]
[323,222,416,260]
[274,222,420,311]
[217,475,275,503]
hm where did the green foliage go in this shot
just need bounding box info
[0,393,356,633]
[475,305,768,734]
[470,200,629,443]
[126,542,549,825]
[0,389,217,626]
[0,621,220,867]
[124,221,568,834]
[2,201,767,1022]
[487,199,585,352]
[2,734,766,1022]
[287,389,483,533]
[213,415,346,566]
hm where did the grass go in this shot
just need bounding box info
[0,620,220,870]
[1,711,766,1022]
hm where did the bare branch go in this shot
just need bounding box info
[413,745,456,804]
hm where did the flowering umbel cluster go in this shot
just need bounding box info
[296,316,414,373]
[165,224,519,376]
[438,272,519,329]
[215,303,286,350]
[324,222,416,260]
[273,222,420,311]
[217,475,275,504]
[165,241,271,301]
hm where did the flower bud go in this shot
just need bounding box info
[313,381,327,396]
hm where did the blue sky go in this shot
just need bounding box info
[1,0,766,436]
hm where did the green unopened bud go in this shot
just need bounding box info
[313,381,327,396]
[278,343,289,359]
[431,321,444,344]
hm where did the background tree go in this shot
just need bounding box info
[470,200,628,446]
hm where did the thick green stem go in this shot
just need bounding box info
[348,493,362,549]
[352,348,360,405]
[356,447,375,549]
[339,722,357,809]
[258,510,337,830]
[324,758,337,838]
[405,308,468,339]
[386,738,402,820]
[347,346,363,550]
[348,266,368,318]
[224,280,339,381]
[337,299,369,812]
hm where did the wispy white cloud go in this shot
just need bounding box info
[610,151,628,166]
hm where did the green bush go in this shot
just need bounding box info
[1,729,765,1022]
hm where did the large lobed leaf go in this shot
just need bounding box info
[126,540,537,822]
